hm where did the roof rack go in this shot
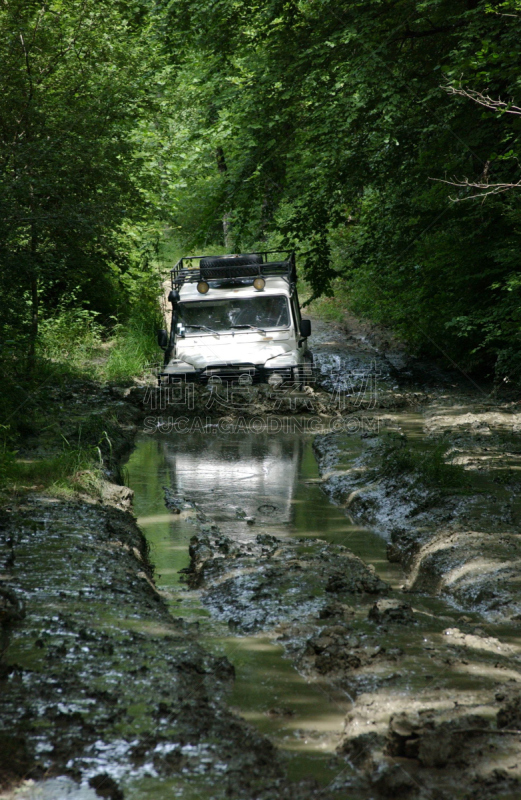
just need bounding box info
[171,250,296,289]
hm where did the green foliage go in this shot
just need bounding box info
[105,310,163,382]
[3,0,521,389]
[0,411,111,494]
[376,434,470,490]
[0,0,165,364]
[38,307,104,371]
[4,446,103,496]
[103,245,165,381]
[153,0,521,382]
[299,277,350,323]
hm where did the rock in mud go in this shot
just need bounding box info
[0,585,25,625]
[387,710,491,768]
[368,599,416,626]
[88,773,124,799]
[306,629,364,675]
[497,693,521,730]
[164,487,194,513]
[386,541,402,563]
[319,601,355,621]
[371,761,417,797]
[465,770,521,800]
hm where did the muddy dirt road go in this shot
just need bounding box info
[2,317,521,799]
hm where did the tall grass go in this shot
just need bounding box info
[0,442,103,495]
[104,308,163,382]
[35,295,164,383]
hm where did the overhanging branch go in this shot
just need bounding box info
[431,175,521,201]
[444,85,521,116]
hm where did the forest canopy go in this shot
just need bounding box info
[1,0,521,382]
[156,0,521,381]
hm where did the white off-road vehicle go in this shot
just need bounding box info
[157,251,313,386]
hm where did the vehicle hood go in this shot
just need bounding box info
[176,333,293,368]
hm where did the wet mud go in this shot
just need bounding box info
[308,320,521,623]
[0,491,342,800]
[4,315,521,799]
[180,487,521,800]
[314,404,521,621]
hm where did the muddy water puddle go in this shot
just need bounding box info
[125,430,366,783]
[123,428,482,790]
[127,429,401,583]
[9,419,518,800]
[118,335,521,797]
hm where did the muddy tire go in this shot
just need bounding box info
[293,363,314,388]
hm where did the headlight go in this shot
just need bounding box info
[268,373,284,387]
[165,360,196,374]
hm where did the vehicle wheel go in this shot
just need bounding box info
[293,364,314,388]
[301,363,315,387]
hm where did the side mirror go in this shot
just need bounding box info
[168,290,180,305]
[300,319,311,338]
[157,329,168,350]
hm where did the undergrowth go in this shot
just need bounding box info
[36,299,163,383]
[38,307,105,375]
[0,411,125,495]
[3,444,104,497]
[0,237,166,499]
[104,310,163,382]
[0,304,160,495]
[375,434,470,490]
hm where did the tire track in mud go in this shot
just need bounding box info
[168,317,521,800]
[184,485,521,800]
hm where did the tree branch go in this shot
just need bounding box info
[431,175,521,201]
[444,85,521,116]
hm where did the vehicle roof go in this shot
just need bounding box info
[178,276,293,302]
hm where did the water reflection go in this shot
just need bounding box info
[128,430,403,589]
[125,430,356,779]
[160,430,303,535]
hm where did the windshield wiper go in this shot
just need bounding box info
[231,324,266,335]
[185,324,220,336]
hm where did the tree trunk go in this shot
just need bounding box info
[27,216,38,374]
[216,147,233,249]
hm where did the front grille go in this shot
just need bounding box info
[201,364,261,385]
[159,364,301,386]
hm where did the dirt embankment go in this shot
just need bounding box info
[314,398,521,622]
[1,492,307,800]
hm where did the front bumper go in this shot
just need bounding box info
[159,362,313,386]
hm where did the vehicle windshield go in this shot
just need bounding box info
[178,295,290,333]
